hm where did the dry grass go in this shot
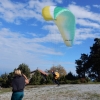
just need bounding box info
[0,84,100,100]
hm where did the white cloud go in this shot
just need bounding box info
[28,0,55,12]
[41,24,63,43]
[42,24,59,34]
[93,5,100,8]
[0,28,63,55]
[0,27,64,72]
[55,0,63,4]
[85,5,90,9]
[0,0,55,23]
[68,4,100,23]
[31,23,37,26]
[77,19,100,28]
[0,0,100,73]
[74,28,100,45]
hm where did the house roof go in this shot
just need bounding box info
[31,69,48,76]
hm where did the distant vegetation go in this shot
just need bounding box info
[0,38,100,88]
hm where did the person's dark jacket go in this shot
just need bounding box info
[11,75,25,92]
[52,72,56,78]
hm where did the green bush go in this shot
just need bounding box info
[30,71,42,85]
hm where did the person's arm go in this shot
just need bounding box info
[22,74,29,84]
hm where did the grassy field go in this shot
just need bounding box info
[0,88,11,94]
[0,84,100,100]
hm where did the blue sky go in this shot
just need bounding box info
[0,0,100,75]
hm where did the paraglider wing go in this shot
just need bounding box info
[42,6,75,47]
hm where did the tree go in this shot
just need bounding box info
[7,72,15,86]
[46,74,53,84]
[49,65,67,76]
[89,38,100,81]
[0,71,15,88]
[75,54,89,78]
[75,60,83,78]
[30,70,42,85]
[0,73,9,87]
[17,63,30,78]
[66,72,76,80]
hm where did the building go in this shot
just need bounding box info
[30,69,48,79]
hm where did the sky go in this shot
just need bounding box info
[0,0,100,75]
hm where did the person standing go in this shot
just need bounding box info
[11,69,29,100]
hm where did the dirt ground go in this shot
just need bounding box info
[0,84,100,100]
